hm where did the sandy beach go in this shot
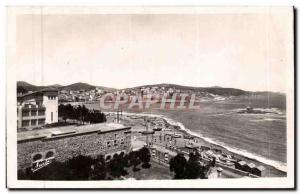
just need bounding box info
[106,111,287,177]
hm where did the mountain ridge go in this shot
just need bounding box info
[17,81,116,93]
[17,81,284,97]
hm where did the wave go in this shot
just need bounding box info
[118,111,287,172]
[251,118,285,122]
[234,107,285,115]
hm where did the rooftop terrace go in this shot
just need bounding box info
[17,123,131,142]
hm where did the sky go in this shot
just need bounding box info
[15,10,293,92]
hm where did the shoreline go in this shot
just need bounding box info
[113,111,287,177]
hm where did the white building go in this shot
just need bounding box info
[17,88,58,129]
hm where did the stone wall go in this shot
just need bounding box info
[17,129,131,170]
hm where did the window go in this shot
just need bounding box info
[107,141,111,148]
[31,110,37,116]
[22,111,29,117]
[164,153,169,161]
[38,110,45,116]
[51,112,53,122]
[33,153,43,161]
[38,119,45,125]
[31,120,37,126]
[45,151,54,159]
[151,149,156,156]
[48,96,56,100]
[22,120,29,127]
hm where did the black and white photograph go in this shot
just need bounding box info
[6,6,295,189]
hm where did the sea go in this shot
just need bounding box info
[82,94,287,173]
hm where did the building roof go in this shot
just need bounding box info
[248,163,256,169]
[17,123,131,142]
[238,161,247,166]
[18,88,59,99]
[254,165,265,171]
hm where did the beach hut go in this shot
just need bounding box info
[235,160,247,171]
[243,163,254,173]
[252,165,266,177]
[248,163,256,171]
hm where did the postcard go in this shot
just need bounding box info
[6,6,294,189]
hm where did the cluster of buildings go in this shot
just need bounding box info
[133,125,266,178]
[57,85,229,103]
[235,160,265,177]
[58,88,107,102]
[119,86,179,97]
[58,86,181,103]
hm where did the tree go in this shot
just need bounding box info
[185,151,205,179]
[90,155,107,180]
[169,153,187,179]
[65,104,76,121]
[58,104,68,122]
[76,106,82,124]
[106,153,129,178]
[138,147,151,168]
[81,105,89,124]
[129,151,141,172]
[18,154,131,180]
[122,154,131,168]
[17,86,28,94]
[58,104,106,124]
[66,155,94,180]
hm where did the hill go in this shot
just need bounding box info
[130,83,246,96]
[17,81,116,93]
[17,81,40,93]
[17,81,63,93]
[61,82,116,91]
[61,82,96,91]
[17,81,284,98]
